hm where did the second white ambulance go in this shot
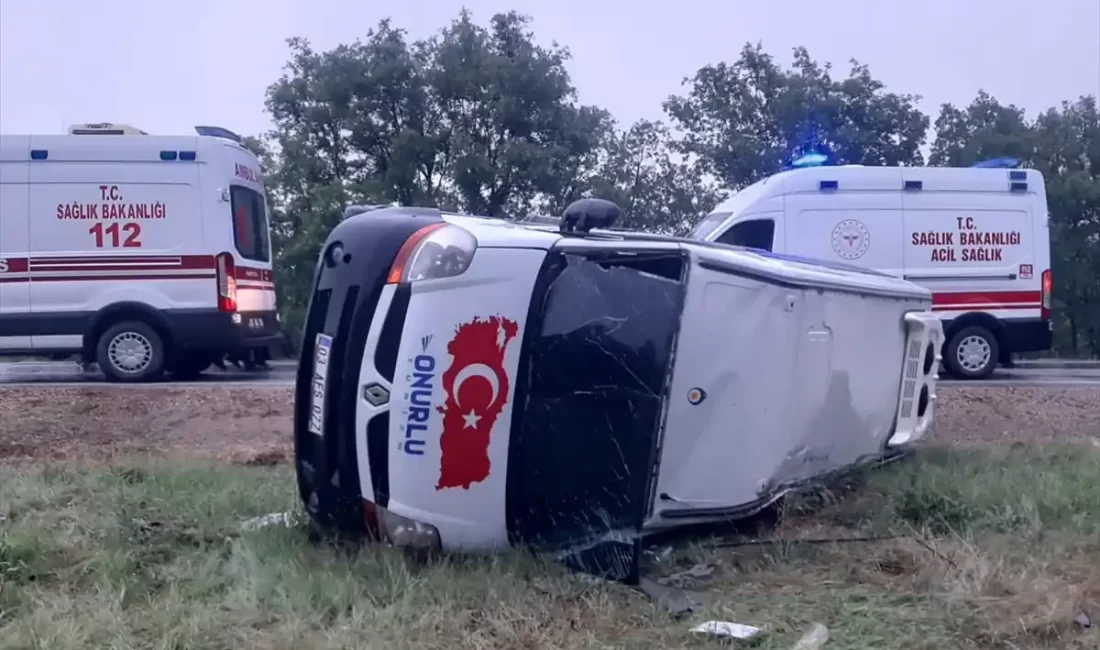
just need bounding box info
[693,161,1053,379]
[0,123,281,382]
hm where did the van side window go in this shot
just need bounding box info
[230,185,271,262]
[715,219,775,252]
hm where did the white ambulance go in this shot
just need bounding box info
[692,161,1053,379]
[0,123,281,382]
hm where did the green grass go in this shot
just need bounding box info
[1,446,1099,649]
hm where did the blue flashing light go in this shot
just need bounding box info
[179,150,197,161]
[30,149,48,160]
[160,150,178,161]
[970,157,1020,169]
[792,152,829,168]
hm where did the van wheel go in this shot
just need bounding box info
[96,321,166,383]
[944,326,999,380]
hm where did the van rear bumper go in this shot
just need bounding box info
[166,308,283,353]
[1000,318,1054,354]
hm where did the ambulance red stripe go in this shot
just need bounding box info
[0,273,214,283]
[0,254,274,284]
[931,289,1041,310]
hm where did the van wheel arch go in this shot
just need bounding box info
[83,303,173,362]
[942,313,1004,379]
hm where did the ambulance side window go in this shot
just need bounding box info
[715,219,775,252]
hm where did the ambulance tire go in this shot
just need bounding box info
[944,325,999,380]
[95,320,167,383]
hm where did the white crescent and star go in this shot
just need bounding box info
[452,363,501,408]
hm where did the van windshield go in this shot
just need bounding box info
[691,177,773,239]
[230,185,271,263]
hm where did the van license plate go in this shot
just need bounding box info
[308,334,333,436]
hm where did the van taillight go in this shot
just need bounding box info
[1041,269,1052,321]
[216,252,237,312]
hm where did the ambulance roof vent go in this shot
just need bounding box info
[68,122,148,135]
[195,125,244,144]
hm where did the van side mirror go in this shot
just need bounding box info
[559,198,621,235]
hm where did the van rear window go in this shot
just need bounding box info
[230,185,271,263]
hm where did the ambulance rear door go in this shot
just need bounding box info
[201,137,276,314]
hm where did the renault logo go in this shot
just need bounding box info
[362,383,390,407]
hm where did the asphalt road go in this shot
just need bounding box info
[1,359,1099,389]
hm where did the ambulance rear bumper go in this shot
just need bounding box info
[167,308,283,352]
[1000,317,1054,354]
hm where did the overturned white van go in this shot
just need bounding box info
[294,199,944,582]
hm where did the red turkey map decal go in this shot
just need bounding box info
[436,315,520,491]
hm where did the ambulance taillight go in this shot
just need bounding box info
[216,252,238,312]
[1041,269,1052,321]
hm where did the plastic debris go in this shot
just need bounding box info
[241,511,296,531]
[1075,611,1092,628]
[639,577,707,617]
[657,563,715,585]
[689,620,761,640]
[791,622,830,649]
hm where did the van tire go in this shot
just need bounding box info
[943,325,999,380]
[96,321,166,383]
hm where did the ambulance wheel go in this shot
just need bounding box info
[96,321,166,383]
[944,325,999,380]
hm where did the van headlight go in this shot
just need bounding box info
[363,500,442,551]
[386,223,477,284]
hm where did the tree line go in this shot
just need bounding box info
[249,10,1100,356]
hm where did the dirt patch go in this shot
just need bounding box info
[932,386,1100,446]
[0,386,292,463]
[0,385,1097,462]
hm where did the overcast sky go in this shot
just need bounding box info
[1,0,1098,140]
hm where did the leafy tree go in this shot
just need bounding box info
[1031,97,1100,355]
[928,90,1036,166]
[425,11,612,217]
[584,120,721,234]
[664,43,929,190]
[260,11,610,345]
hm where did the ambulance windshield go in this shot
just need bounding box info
[691,177,771,239]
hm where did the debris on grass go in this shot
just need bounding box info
[638,577,708,617]
[689,619,762,640]
[656,562,715,586]
[790,622,829,649]
[240,511,298,531]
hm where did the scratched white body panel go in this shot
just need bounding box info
[647,244,940,529]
